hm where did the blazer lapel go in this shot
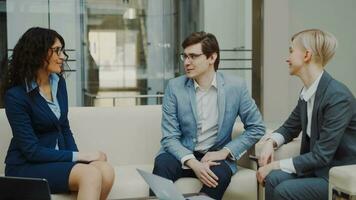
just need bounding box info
[56,80,66,121]
[217,73,225,134]
[186,79,198,123]
[310,71,333,146]
[32,89,59,125]
[55,79,66,149]
[300,99,310,153]
[301,99,308,132]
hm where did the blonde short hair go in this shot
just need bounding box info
[292,29,338,66]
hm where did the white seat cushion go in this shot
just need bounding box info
[329,164,356,195]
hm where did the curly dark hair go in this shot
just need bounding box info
[0,27,68,103]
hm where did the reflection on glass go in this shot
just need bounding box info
[83,0,177,107]
[89,30,138,88]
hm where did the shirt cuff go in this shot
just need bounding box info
[72,152,78,162]
[270,132,285,148]
[279,158,296,174]
[181,154,196,169]
[223,147,236,160]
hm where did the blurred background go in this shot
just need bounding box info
[0,0,355,125]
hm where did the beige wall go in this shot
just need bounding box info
[288,0,356,97]
[263,0,356,126]
[263,0,300,126]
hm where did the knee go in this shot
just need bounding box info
[217,175,231,187]
[91,161,115,184]
[265,170,282,189]
[101,162,115,185]
[153,160,169,173]
[153,153,179,174]
[211,165,232,185]
[80,165,103,187]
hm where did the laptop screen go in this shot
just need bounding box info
[137,169,186,200]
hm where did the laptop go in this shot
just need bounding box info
[0,176,51,200]
[137,169,215,200]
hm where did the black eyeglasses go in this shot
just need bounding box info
[51,47,65,56]
[180,53,204,61]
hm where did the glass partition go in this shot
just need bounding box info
[83,0,178,106]
[0,0,261,108]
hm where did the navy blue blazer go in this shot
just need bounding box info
[275,71,356,179]
[4,75,78,165]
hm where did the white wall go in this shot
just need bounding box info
[263,0,356,126]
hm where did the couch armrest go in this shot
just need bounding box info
[329,164,356,198]
[237,149,258,170]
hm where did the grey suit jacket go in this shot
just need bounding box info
[275,71,356,179]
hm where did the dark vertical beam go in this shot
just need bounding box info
[47,0,50,28]
[0,0,7,107]
[252,0,264,113]
[79,0,85,106]
[0,0,7,62]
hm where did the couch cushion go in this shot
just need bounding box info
[224,166,258,200]
[51,193,76,200]
[111,164,153,199]
[68,106,162,167]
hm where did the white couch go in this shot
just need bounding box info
[0,105,258,200]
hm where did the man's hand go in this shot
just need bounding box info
[258,139,275,167]
[201,149,230,163]
[78,151,107,162]
[256,161,279,185]
[186,159,220,188]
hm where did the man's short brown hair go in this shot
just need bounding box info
[182,31,220,71]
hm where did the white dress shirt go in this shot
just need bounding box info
[181,73,219,168]
[194,75,219,153]
[271,71,324,173]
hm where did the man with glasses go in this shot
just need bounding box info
[152,31,265,200]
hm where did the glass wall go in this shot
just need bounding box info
[0,0,258,107]
[83,0,178,106]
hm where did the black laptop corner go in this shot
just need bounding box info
[0,176,51,200]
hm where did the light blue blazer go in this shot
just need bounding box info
[157,72,265,174]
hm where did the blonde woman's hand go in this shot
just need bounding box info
[258,139,275,167]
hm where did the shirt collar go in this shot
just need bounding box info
[194,73,217,91]
[300,71,324,101]
[26,73,60,93]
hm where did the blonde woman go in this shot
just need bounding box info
[257,29,356,200]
